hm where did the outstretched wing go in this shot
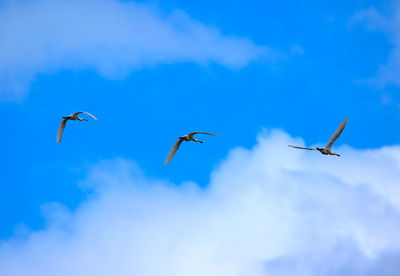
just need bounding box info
[74,111,98,120]
[165,139,184,164]
[57,118,68,144]
[288,145,316,150]
[325,117,347,150]
[189,132,218,136]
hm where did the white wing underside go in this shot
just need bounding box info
[325,118,347,150]
[165,139,184,164]
[57,118,68,144]
[288,145,316,151]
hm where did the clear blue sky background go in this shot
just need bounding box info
[0,0,399,239]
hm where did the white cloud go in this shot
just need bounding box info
[349,8,389,32]
[0,0,270,100]
[350,5,400,87]
[290,45,304,55]
[1,130,400,275]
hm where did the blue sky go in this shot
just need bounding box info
[1,0,400,275]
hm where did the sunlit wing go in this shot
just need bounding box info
[74,111,98,120]
[288,145,316,150]
[325,117,347,150]
[57,118,68,144]
[165,139,184,164]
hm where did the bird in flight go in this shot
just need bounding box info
[288,117,347,156]
[165,132,218,164]
[57,111,98,144]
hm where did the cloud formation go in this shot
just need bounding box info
[350,4,400,87]
[0,0,268,100]
[1,130,400,275]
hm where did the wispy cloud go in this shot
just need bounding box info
[349,5,400,87]
[0,0,270,100]
[1,130,400,275]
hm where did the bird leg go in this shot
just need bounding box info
[193,139,203,143]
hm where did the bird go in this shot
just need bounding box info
[165,132,218,164]
[57,111,98,144]
[288,117,347,156]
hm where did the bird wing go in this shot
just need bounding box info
[189,132,218,136]
[57,118,68,144]
[74,111,98,120]
[288,145,316,150]
[165,139,184,164]
[325,117,347,150]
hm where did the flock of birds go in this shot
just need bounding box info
[57,111,348,163]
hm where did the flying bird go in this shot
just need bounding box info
[165,132,218,164]
[288,117,347,156]
[57,111,98,144]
